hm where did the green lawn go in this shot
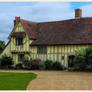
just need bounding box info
[0,72,37,90]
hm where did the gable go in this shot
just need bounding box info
[14,22,24,32]
[9,21,25,38]
[9,19,37,40]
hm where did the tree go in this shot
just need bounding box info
[0,41,5,54]
[74,45,92,70]
[0,54,13,68]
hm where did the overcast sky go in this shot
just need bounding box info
[0,2,92,44]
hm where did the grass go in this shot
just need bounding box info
[0,72,37,90]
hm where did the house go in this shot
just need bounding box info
[1,9,92,68]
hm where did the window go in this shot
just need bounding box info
[37,46,47,54]
[16,38,23,45]
[61,56,64,60]
[18,54,24,62]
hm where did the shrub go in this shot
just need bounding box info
[74,52,87,70]
[45,60,53,70]
[68,67,77,72]
[28,59,41,70]
[15,63,23,69]
[85,46,92,67]
[0,54,13,68]
[39,64,45,70]
[74,46,92,71]
[0,40,5,54]
[52,61,62,70]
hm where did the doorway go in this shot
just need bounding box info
[68,55,75,68]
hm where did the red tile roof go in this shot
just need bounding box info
[30,17,92,45]
[20,19,37,39]
[13,17,92,46]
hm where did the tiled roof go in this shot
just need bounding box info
[20,19,37,39]
[16,17,92,45]
[30,17,92,45]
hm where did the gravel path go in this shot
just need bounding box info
[27,71,92,90]
[0,70,92,90]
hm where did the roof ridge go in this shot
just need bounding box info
[20,19,37,24]
[30,17,92,46]
[20,17,92,24]
[38,17,92,24]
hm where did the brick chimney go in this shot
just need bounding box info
[14,16,20,26]
[75,9,82,19]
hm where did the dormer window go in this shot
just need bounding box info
[16,38,23,45]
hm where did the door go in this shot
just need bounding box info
[68,55,75,68]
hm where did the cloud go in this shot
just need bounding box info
[28,2,74,21]
[0,2,74,43]
[80,4,92,17]
[2,2,92,44]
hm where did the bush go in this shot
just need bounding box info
[68,67,77,72]
[15,63,23,69]
[74,53,87,70]
[45,60,53,70]
[52,61,62,70]
[28,59,41,70]
[0,41,5,54]
[0,54,13,69]
[39,64,45,70]
[74,46,92,71]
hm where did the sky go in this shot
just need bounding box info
[1,2,92,44]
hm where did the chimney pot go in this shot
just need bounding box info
[14,16,20,26]
[75,9,82,19]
